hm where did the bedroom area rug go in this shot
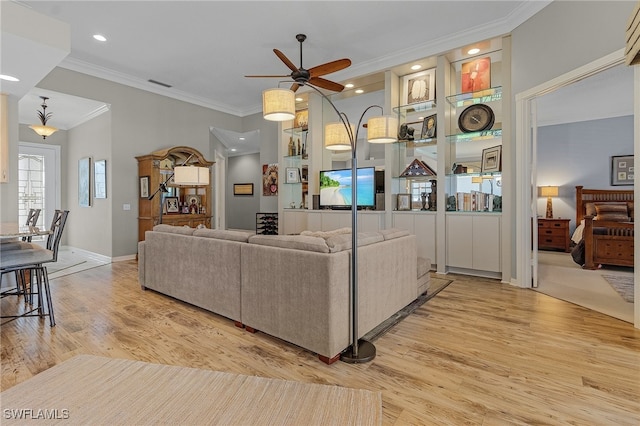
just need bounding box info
[602,274,634,303]
[0,355,382,425]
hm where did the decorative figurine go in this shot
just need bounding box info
[428,180,437,211]
[420,192,428,210]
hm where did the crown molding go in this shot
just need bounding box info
[67,103,111,130]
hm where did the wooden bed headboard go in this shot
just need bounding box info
[575,185,634,224]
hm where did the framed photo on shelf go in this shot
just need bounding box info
[611,155,634,186]
[78,157,91,207]
[401,68,436,105]
[481,145,502,173]
[233,183,254,195]
[140,176,150,198]
[294,109,308,129]
[461,56,491,93]
[397,193,412,211]
[420,114,437,139]
[285,167,300,183]
[164,197,179,214]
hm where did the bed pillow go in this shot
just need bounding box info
[584,202,597,217]
[628,202,634,222]
[594,203,630,222]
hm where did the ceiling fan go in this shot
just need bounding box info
[246,34,351,93]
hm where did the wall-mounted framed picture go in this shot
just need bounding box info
[78,157,91,207]
[234,183,254,195]
[397,193,412,211]
[401,68,436,105]
[164,196,180,214]
[481,145,502,173]
[140,176,150,198]
[461,56,491,93]
[262,163,278,196]
[611,155,634,186]
[285,167,300,183]
[94,159,107,199]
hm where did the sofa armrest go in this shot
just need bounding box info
[138,241,146,289]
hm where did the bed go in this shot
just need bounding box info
[573,185,634,269]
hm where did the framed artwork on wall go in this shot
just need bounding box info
[401,68,436,105]
[233,183,254,195]
[94,159,107,199]
[461,56,491,93]
[262,163,278,196]
[294,109,308,129]
[611,155,634,186]
[78,157,91,207]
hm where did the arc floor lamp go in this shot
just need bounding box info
[263,85,397,363]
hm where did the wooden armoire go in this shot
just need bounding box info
[136,146,214,242]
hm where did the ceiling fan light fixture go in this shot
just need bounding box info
[366,116,398,143]
[324,122,354,151]
[263,88,295,121]
[30,96,58,140]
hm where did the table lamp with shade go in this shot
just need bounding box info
[540,185,559,218]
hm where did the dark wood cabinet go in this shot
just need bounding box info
[136,146,214,242]
[537,218,570,252]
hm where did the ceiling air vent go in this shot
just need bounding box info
[148,79,172,88]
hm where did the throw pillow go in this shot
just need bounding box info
[594,203,630,222]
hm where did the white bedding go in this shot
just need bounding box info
[571,220,584,244]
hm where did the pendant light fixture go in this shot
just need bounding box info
[29,96,58,140]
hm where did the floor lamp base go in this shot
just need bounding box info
[340,339,376,363]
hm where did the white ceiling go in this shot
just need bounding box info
[9,1,633,154]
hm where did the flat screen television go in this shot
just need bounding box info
[319,167,375,209]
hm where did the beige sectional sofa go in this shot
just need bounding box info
[138,225,429,363]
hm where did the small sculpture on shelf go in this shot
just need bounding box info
[428,180,437,211]
[420,192,428,211]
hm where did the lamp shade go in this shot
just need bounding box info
[174,166,210,186]
[366,115,398,143]
[29,124,58,139]
[262,88,295,121]
[324,122,354,151]
[540,186,559,197]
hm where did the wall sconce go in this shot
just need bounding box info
[29,96,58,140]
[539,185,559,218]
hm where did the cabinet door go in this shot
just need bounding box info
[472,215,500,272]
[283,210,307,235]
[414,214,436,265]
[446,215,473,268]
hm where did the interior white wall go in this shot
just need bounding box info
[537,115,634,233]
[0,97,21,223]
[226,153,261,231]
[36,67,243,257]
[510,0,636,280]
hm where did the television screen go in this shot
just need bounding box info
[319,167,375,208]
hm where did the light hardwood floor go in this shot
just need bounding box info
[1,261,639,425]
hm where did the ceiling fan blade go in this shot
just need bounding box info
[290,83,300,92]
[245,74,291,78]
[274,49,299,73]
[308,59,351,77]
[308,77,344,92]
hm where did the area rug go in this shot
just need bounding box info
[602,274,635,303]
[0,355,382,425]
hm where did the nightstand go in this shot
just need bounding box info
[537,218,571,252]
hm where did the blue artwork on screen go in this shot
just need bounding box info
[319,167,375,208]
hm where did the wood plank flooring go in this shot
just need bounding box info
[1,261,639,425]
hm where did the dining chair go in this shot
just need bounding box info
[0,208,42,297]
[0,210,69,326]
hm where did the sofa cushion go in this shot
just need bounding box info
[248,235,330,253]
[379,228,410,240]
[325,231,384,253]
[300,227,351,239]
[153,224,195,235]
[193,229,252,242]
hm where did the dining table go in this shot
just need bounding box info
[0,222,52,240]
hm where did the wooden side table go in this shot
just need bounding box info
[537,218,571,252]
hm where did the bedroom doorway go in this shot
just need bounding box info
[515,49,638,327]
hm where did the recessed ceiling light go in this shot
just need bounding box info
[0,74,19,82]
[345,83,354,88]
[93,34,107,42]
[410,64,422,70]
[355,89,364,94]
[230,148,237,152]
[239,137,245,141]
[468,48,480,55]
[295,97,303,102]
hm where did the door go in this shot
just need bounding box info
[18,142,61,230]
